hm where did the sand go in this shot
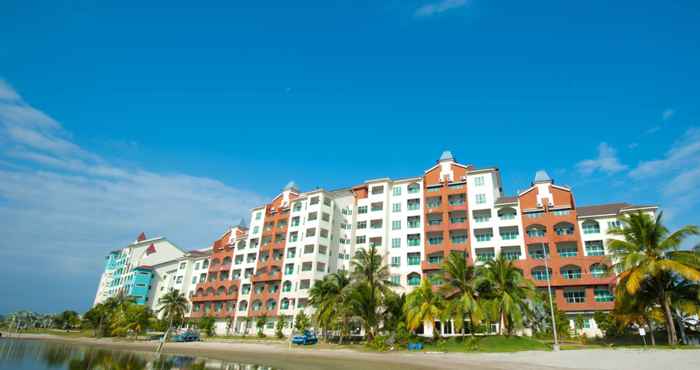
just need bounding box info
[3,332,699,370]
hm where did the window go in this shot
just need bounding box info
[474,230,493,242]
[357,221,367,229]
[561,265,582,280]
[255,285,264,294]
[407,253,421,265]
[408,183,420,194]
[582,221,600,234]
[306,228,316,237]
[253,226,260,234]
[555,223,575,236]
[195,262,200,270]
[585,241,605,256]
[371,186,384,195]
[392,203,401,212]
[501,248,521,261]
[356,235,366,244]
[392,238,401,248]
[282,281,292,292]
[475,194,487,204]
[316,262,326,272]
[302,262,313,271]
[287,247,296,258]
[391,256,401,267]
[607,220,621,229]
[528,245,549,259]
[531,267,552,281]
[474,176,485,186]
[450,232,467,244]
[557,243,578,257]
[299,279,311,290]
[564,290,586,304]
[498,209,516,220]
[500,228,519,240]
[255,212,262,220]
[309,196,319,205]
[318,245,327,255]
[426,197,441,209]
[392,186,401,196]
[304,244,314,254]
[289,232,298,243]
[407,234,420,247]
[527,226,546,238]
[473,211,491,223]
[475,249,495,262]
[179,262,186,270]
[408,274,421,286]
[358,206,368,214]
[448,182,464,190]
[371,202,383,212]
[321,212,330,222]
[590,264,607,278]
[595,287,614,302]
[448,194,465,206]
[281,298,290,310]
[293,202,302,212]
[552,209,570,216]
[308,212,318,221]
[407,199,420,211]
[370,219,383,229]
[285,264,294,275]
[526,212,544,219]
[428,233,443,245]
[323,197,331,206]
[392,220,401,230]
[428,254,443,264]
[176,276,183,283]
[369,237,382,247]
[407,216,420,228]
[320,228,329,238]
[390,274,400,285]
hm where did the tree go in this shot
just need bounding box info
[350,244,393,340]
[54,310,80,330]
[608,211,700,345]
[441,252,483,338]
[478,256,536,335]
[110,304,153,338]
[83,304,109,337]
[275,316,287,339]
[309,270,352,341]
[294,311,310,333]
[256,315,268,337]
[593,311,618,338]
[404,277,445,339]
[198,316,216,337]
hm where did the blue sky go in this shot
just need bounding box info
[1,0,699,313]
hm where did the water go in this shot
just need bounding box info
[0,338,277,370]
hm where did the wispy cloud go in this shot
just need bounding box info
[415,0,468,17]
[0,80,265,312]
[576,142,628,175]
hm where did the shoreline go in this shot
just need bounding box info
[3,332,700,370]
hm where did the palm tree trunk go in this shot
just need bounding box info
[648,319,656,346]
[499,311,506,336]
[676,312,688,345]
[659,288,678,345]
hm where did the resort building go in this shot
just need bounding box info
[93,151,656,337]
[93,233,187,306]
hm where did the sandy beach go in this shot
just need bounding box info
[3,332,699,370]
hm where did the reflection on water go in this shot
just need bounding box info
[0,338,278,370]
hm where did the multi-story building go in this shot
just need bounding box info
[147,249,212,318]
[93,233,187,306]
[94,151,656,337]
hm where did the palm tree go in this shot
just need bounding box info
[478,256,536,335]
[156,289,189,350]
[405,277,445,339]
[350,244,393,339]
[608,211,700,344]
[110,304,153,338]
[441,252,483,338]
[309,270,352,341]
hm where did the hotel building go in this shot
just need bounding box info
[94,151,655,337]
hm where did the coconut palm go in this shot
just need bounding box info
[404,277,445,339]
[156,289,189,349]
[607,211,700,344]
[309,270,352,341]
[350,244,393,339]
[110,304,153,338]
[478,256,536,335]
[441,251,483,337]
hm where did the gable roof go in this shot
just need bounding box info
[577,203,656,217]
[495,196,518,205]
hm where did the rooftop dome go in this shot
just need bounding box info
[439,150,454,161]
[534,170,552,184]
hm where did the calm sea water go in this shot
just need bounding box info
[0,338,277,370]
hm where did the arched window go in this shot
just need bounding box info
[202,259,209,268]
[211,258,221,266]
[281,298,289,310]
[228,285,238,295]
[223,256,232,265]
[252,300,262,311]
[407,182,420,194]
[582,220,600,234]
[196,288,204,297]
[497,207,517,220]
[590,263,607,278]
[215,302,223,312]
[554,222,575,236]
[531,266,552,281]
[283,281,292,292]
[561,265,582,280]
[238,300,248,312]
[216,286,226,296]
[266,299,277,310]
[526,224,546,238]
[407,273,421,286]
[205,287,215,296]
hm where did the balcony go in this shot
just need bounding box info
[421,260,442,271]
[425,223,444,233]
[251,271,283,283]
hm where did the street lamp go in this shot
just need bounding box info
[542,243,560,351]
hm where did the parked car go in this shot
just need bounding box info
[291,330,318,345]
[172,330,200,342]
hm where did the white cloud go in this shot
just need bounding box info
[415,0,468,17]
[576,142,628,175]
[629,128,700,180]
[0,80,265,312]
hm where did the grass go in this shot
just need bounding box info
[421,335,551,353]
